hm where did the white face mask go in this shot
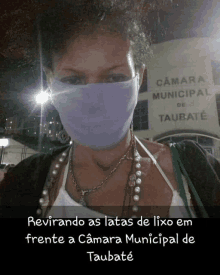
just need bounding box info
[50,75,139,150]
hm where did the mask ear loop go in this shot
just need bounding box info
[137,73,140,90]
[130,73,140,131]
[130,120,133,131]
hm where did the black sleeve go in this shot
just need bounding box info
[0,152,52,218]
[0,144,70,218]
[175,140,220,216]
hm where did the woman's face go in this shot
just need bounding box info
[47,31,144,86]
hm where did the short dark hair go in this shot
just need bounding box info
[36,0,152,72]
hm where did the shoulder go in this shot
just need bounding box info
[10,144,71,171]
[137,138,166,153]
[136,137,169,158]
[136,137,174,173]
[0,146,68,186]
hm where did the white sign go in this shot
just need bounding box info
[147,38,220,137]
[0,139,9,147]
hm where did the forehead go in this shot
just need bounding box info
[53,31,134,72]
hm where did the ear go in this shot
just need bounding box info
[138,64,146,88]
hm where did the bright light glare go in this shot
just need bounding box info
[0,139,9,147]
[36,92,50,104]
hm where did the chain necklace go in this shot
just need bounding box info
[37,131,166,218]
[69,131,135,206]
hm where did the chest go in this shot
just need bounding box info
[52,155,179,217]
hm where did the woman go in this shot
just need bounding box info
[0,1,220,218]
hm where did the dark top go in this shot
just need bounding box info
[0,140,219,218]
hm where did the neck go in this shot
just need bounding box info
[72,130,132,170]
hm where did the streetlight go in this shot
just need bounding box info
[36,91,50,105]
[0,138,9,165]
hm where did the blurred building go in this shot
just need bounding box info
[4,115,63,141]
[134,37,220,161]
[22,116,41,137]
[0,138,38,165]
[5,117,19,134]
[45,117,63,141]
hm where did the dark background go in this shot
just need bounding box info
[0,0,220,128]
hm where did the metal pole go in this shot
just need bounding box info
[0,146,3,165]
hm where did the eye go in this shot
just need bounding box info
[106,74,131,83]
[60,76,85,85]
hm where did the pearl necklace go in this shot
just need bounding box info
[129,147,143,217]
[36,149,70,216]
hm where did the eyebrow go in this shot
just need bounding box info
[62,64,127,75]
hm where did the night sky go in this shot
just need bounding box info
[0,0,220,128]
